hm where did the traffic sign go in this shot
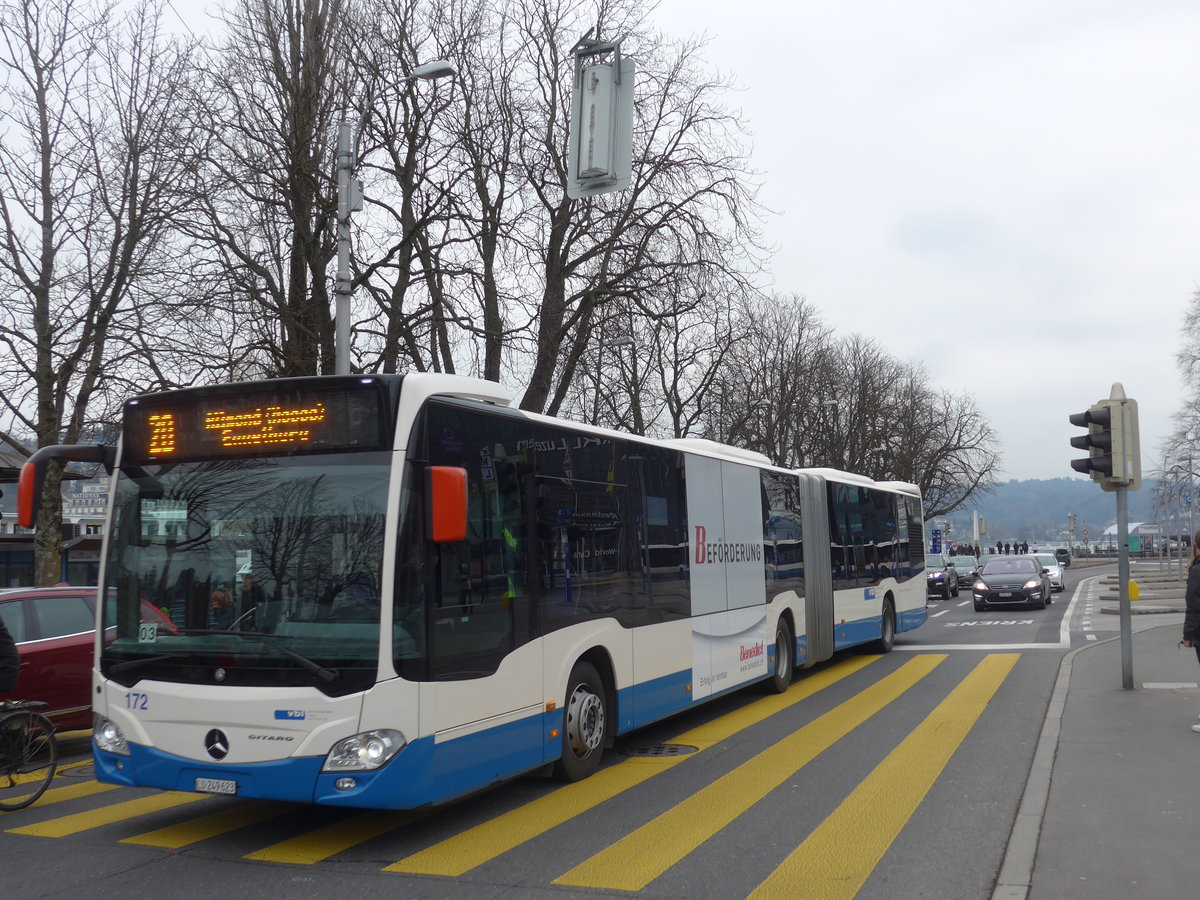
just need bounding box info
[1083,529,1089,538]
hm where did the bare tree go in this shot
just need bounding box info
[503,0,766,416]
[184,0,354,379]
[702,293,834,466]
[0,0,200,582]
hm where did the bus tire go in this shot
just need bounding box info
[762,617,793,694]
[875,602,896,653]
[553,661,608,782]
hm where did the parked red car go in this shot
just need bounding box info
[0,585,174,732]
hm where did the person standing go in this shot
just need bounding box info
[0,611,19,693]
[1183,530,1200,732]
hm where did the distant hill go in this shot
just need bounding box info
[938,477,1167,546]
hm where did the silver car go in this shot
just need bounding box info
[949,555,978,586]
[1033,553,1065,593]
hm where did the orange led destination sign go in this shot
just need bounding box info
[204,403,326,448]
[125,382,387,463]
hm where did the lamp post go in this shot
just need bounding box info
[334,60,456,375]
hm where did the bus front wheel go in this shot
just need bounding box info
[554,661,608,782]
[762,617,793,694]
[875,602,896,653]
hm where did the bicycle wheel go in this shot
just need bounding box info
[0,712,58,812]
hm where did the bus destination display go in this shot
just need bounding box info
[124,383,388,463]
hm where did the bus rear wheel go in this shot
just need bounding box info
[554,661,608,782]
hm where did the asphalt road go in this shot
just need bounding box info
[2,565,1116,899]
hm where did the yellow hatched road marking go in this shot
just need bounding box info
[387,654,880,877]
[122,800,292,848]
[6,792,210,838]
[10,780,122,811]
[245,811,418,864]
[750,653,1020,900]
[554,654,946,892]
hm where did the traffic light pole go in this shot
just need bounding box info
[1116,485,1133,690]
[1069,382,1141,691]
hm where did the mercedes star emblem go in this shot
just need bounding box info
[205,728,229,760]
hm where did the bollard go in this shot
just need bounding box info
[1128,579,1140,602]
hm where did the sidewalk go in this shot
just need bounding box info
[995,596,1200,899]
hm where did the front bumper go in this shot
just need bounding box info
[973,586,1045,608]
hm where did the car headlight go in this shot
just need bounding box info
[1023,579,1042,591]
[930,572,943,580]
[94,714,130,756]
[322,729,407,772]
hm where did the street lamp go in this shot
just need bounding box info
[334,60,457,375]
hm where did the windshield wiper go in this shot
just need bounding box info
[109,653,189,675]
[174,629,339,683]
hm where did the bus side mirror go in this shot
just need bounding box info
[426,466,468,543]
[17,444,111,529]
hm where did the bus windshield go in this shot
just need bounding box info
[100,452,390,696]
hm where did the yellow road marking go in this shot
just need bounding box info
[750,653,1020,900]
[6,792,210,837]
[4,780,122,812]
[122,800,292,848]
[385,654,880,877]
[246,811,417,864]
[555,654,946,892]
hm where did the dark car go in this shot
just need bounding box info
[949,555,979,586]
[0,585,174,732]
[1055,547,1071,568]
[925,553,959,600]
[972,557,1052,611]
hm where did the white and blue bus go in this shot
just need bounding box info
[18,373,926,808]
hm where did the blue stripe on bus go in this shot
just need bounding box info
[94,743,325,803]
[898,605,927,632]
[620,668,694,731]
[92,618,900,809]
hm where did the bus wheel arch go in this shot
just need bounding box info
[553,653,613,782]
[876,594,896,653]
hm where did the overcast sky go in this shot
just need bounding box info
[163,1,1197,483]
[649,0,1199,481]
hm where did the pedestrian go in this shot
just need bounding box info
[0,610,19,693]
[1183,530,1200,732]
[209,583,234,630]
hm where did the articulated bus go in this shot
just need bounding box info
[18,374,926,809]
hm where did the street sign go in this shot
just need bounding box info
[1083,529,1089,538]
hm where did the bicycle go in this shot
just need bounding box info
[0,700,58,812]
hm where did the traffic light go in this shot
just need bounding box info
[1069,402,1114,481]
[1069,389,1141,492]
[1068,513,1076,532]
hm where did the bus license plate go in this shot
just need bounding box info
[998,592,1013,598]
[195,777,237,795]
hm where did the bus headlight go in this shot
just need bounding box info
[322,729,406,772]
[94,714,130,756]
